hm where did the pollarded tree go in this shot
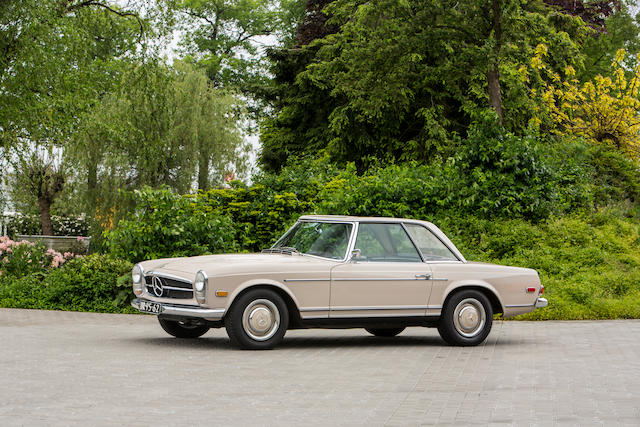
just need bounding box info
[0,0,144,233]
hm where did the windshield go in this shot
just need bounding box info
[271,221,353,260]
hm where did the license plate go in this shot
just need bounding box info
[138,300,162,314]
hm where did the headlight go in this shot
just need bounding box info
[194,270,207,304]
[132,264,144,296]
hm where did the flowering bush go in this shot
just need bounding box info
[1,213,89,237]
[0,236,78,278]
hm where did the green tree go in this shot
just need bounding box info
[175,0,305,89]
[0,0,143,232]
[73,61,248,230]
[260,0,588,170]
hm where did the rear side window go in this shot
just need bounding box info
[405,224,458,261]
[354,223,422,262]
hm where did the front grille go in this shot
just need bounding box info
[144,275,194,299]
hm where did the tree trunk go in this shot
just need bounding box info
[488,0,503,124]
[198,152,210,191]
[487,67,503,123]
[87,159,97,212]
[38,198,53,236]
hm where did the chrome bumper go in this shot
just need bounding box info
[535,297,548,308]
[131,298,225,320]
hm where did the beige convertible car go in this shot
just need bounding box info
[131,215,547,349]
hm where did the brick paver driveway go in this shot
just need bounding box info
[1,308,639,426]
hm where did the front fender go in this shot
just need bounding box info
[224,278,301,313]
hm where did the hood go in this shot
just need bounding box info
[140,253,334,277]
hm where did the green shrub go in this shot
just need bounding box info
[0,236,77,278]
[104,187,239,263]
[435,212,640,320]
[0,254,134,313]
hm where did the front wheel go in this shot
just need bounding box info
[437,290,493,346]
[365,327,405,337]
[158,317,210,338]
[225,289,289,350]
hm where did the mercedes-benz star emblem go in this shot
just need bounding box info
[151,276,164,297]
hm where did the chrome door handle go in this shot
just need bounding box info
[415,274,431,280]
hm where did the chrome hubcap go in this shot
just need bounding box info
[453,298,486,338]
[242,299,280,341]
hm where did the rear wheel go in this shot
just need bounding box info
[225,289,289,350]
[437,290,493,346]
[365,327,405,337]
[158,317,209,338]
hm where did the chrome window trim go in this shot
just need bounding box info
[404,223,462,262]
[401,222,426,262]
[351,222,423,264]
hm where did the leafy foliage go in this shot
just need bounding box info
[0,254,134,313]
[530,46,640,160]
[0,236,77,278]
[440,211,640,320]
[2,213,89,237]
[104,187,240,263]
[260,0,588,169]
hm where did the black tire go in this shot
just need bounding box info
[437,290,493,346]
[225,288,289,350]
[365,327,405,337]
[158,317,210,338]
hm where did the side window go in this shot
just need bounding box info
[355,223,422,262]
[405,224,458,261]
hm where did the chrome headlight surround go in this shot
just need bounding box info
[132,264,144,296]
[194,270,208,304]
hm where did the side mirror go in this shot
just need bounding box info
[350,249,362,262]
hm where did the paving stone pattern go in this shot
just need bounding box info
[1,308,639,426]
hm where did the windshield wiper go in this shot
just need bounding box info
[261,246,300,255]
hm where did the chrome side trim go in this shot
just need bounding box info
[504,303,535,308]
[283,278,330,283]
[131,298,225,320]
[333,277,429,282]
[431,278,449,281]
[330,313,430,318]
[535,297,548,308]
[299,307,330,312]
[331,305,435,311]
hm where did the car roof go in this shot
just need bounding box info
[297,215,467,262]
[299,214,428,224]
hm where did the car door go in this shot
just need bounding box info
[329,222,433,318]
[403,223,464,316]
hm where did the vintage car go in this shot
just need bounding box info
[131,215,547,349]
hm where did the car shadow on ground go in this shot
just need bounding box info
[125,331,524,350]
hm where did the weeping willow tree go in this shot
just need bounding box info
[72,61,249,233]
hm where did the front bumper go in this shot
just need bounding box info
[535,297,548,308]
[131,298,225,320]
